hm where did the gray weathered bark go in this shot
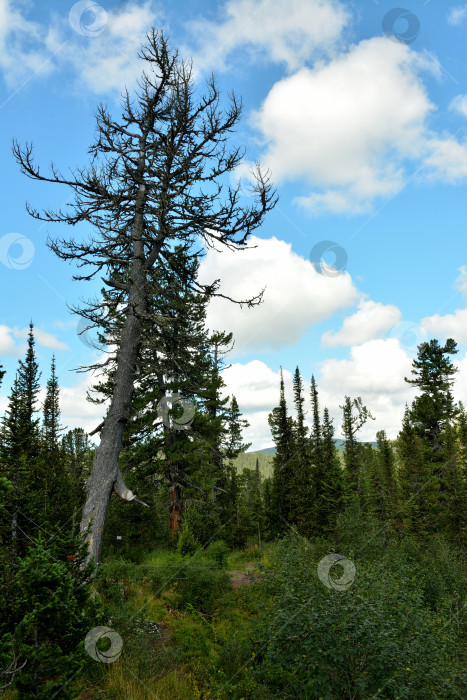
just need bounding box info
[80,181,150,565]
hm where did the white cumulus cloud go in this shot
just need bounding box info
[186,0,349,74]
[322,299,401,347]
[254,37,467,215]
[447,5,467,27]
[421,268,467,344]
[199,235,359,355]
[318,338,416,441]
[0,324,19,356]
[0,1,161,95]
[13,326,69,350]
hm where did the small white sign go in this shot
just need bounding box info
[116,536,122,540]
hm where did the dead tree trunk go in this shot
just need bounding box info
[169,483,182,536]
[80,180,150,565]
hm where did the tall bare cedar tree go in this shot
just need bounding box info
[14,31,276,564]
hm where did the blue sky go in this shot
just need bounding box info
[1,0,467,448]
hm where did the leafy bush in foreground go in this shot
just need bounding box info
[247,535,466,699]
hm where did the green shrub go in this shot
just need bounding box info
[205,540,230,568]
[182,501,221,547]
[250,535,466,699]
[2,539,101,699]
[176,524,200,557]
[171,561,232,614]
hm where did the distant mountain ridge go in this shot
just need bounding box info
[250,438,377,455]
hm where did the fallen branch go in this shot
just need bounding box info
[113,468,149,507]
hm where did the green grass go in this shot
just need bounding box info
[74,541,273,699]
[233,451,274,478]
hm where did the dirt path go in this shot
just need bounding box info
[229,563,259,589]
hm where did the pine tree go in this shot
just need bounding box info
[88,250,238,538]
[396,407,437,535]
[225,396,251,459]
[0,327,42,559]
[42,356,62,455]
[268,369,296,528]
[319,407,343,532]
[440,421,467,544]
[15,30,276,564]
[340,396,374,499]
[61,428,94,536]
[310,375,322,465]
[405,338,458,456]
[40,356,70,526]
[376,430,397,520]
[0,376,24,559]
[16,323,41,456]
[0,365,5,389]
[292,368,312,533]
[293,368,308,454]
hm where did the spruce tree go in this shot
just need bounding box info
[42,356,62,455]
[0,326,42,558]
[396,407,437,535]
[405,338,458,456]
[340,396,374,499]
[376,430,397,519]
[268,369,296,528]
[16,322,41,457]
[320,406,343,531]
[40,356,69,526]
[225,396,251,459]
[292,368,312,533]
[440,421,467,544]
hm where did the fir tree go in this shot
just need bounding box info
[376,430,397,519]
[310,375,322,465]
[42,356,62,455]
[396,407,437,535]
[319,407,343,532]
[405,338,458,456]
[225,396,251,459]
[268,369,296,528]
[0,327,42,559]
[16,322,41,456]
[340,396,374,499]
[292,368,312,533]
[440,421,467,544]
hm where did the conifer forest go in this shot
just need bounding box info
[1,19,467,700]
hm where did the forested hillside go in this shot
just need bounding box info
[1,27,466,700]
